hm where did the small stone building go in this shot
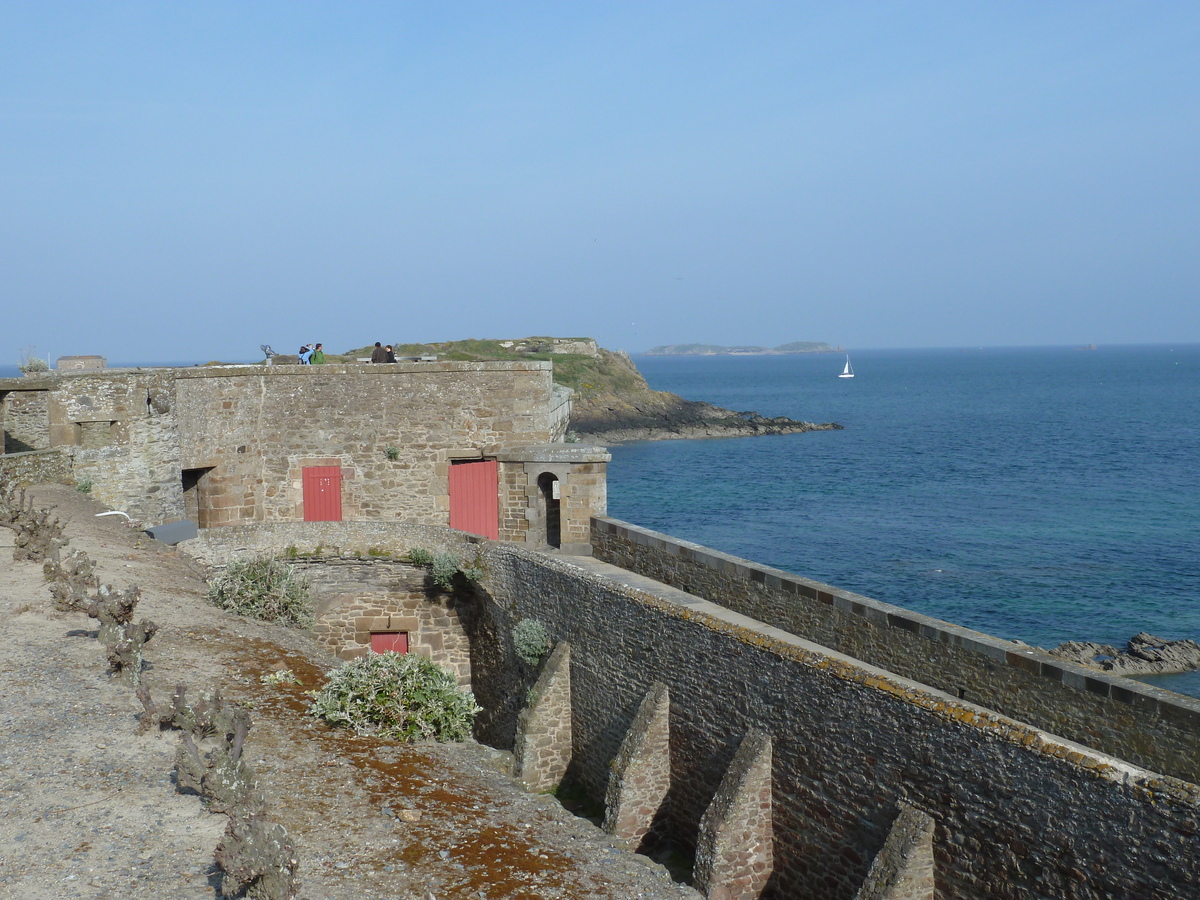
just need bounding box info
[0,361,609,551]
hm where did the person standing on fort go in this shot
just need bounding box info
[385,345,397,363]
[298,344,314,364]
[370,342,387,363]
[310,343,326,364]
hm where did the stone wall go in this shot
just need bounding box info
[180,522,1200,897]
[186,521,480,567]
[1,373,183,524]
[193,526,479,686]
[0,448,73,486]
[497,445,609,553]
[2,389,51,453]
[173,362,557,528]
[4,365,599,543]
[853,804,936,900]
[592,517,1200,786]
[297,557,472,686]
[50,372,184,526]
[476,545,1200,900]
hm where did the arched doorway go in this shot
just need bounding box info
[537,472,560,549]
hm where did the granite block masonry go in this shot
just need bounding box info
[603,681,672,850]
[188,517,1200,900]
[513,641,573,792]
[693,728,773,900]
[853,804,936,900]
[0,363,608,543]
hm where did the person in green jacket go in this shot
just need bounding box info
[310,343,327,364]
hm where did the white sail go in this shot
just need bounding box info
[839,354,854,378]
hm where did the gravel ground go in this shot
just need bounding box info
[0,485,701,900]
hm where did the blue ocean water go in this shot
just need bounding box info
[607,346,1200,698]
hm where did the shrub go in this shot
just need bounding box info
[407,547,434,566]
[18,347,49,374]
[308,652,480,742]
[428,551,460,589]
[207,556,314,628]
[384,446,400,460]
[407,547,482,589]
[75,477,93,493]
[513,618,550,666]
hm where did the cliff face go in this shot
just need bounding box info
[569,349,842,443]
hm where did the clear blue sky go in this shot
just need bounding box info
[3,2,1197,362]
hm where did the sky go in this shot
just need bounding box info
[2,2,1198,363]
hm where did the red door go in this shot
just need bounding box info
[448,459,498,539]
[370,632,409,654]
[303,466,342,521]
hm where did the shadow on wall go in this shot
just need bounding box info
[458,581,535,752]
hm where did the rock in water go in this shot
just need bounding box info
[1051,632,1200,676]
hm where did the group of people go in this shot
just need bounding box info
[295,341,398,364]
[297,343,326,364]
[369,342,398,363]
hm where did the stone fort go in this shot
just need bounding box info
[2,359,1197,899]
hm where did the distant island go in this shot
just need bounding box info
[641,342,843,356]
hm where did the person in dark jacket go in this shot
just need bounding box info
[385,345,397,363]
[370,342,388,363]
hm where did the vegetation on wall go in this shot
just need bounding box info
[207,555,315,628]
[408,547,484,590]
[513,618,550,666]
[17,346,49,374]
[308,652,480,742]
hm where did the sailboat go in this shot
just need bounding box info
[838,354,854,379]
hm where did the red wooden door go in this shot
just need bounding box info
[370,632,409,654]
[302,466,342,521]
[448,459,498,539]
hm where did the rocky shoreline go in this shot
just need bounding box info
[573,397,841,444]
[1050,632,1200,677]
[569,350,842,444]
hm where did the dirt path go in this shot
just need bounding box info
[0,485,699,899]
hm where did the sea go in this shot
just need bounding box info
[606,345,1200,699]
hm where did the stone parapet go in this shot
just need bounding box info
[185,520,480,566]
[479,545,1200,900]
[591,516,1200,785]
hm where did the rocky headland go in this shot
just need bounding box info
[1050,632,1200,677]
[564,348,841,443]
[335,337,843,445]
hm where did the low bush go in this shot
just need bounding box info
[513,618,550,666]
[407,547,483,589]
[308,652,480,742]
[207,556,314,628]
[17,347,49,374]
